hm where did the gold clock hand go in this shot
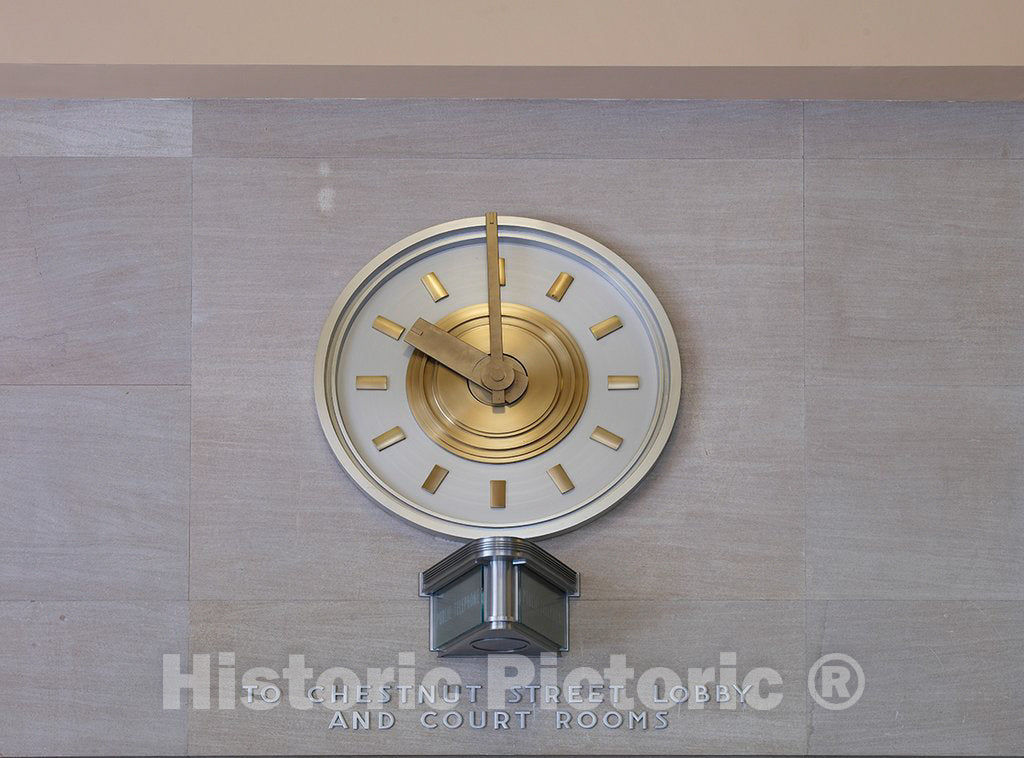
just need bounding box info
[484,212,509,403]
[404,318,528,403]
[405,318,490,384]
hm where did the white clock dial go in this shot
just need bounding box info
[315,216,680,540]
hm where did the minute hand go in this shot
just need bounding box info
[484,212,506,403]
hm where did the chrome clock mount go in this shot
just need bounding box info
[420,537,579,656]
[315,214,680,656]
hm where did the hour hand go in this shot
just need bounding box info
[404,318,490,386]
[404,318,527,404]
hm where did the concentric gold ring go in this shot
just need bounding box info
[406,303,588,463]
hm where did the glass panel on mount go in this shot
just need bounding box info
[431,566,484,648]
[518,570,567,648]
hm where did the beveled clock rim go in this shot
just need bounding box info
[314,215,681,541]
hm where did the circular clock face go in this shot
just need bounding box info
[315,216,680,540]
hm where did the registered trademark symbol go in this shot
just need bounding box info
[808,653,865,710]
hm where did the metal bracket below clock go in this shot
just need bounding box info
[419,536,580,656]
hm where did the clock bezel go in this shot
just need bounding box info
[314,215,681,540]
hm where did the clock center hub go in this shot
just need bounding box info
[406,303,588,463]
[468,353,528,406]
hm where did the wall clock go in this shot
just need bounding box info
[315,214,680,654]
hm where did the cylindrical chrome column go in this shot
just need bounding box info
[484,557,516,623]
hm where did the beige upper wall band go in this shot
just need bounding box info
[2,64,1022,101]
[2,1,1023,100]
[2,0,1024,67]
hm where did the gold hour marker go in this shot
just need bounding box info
[420,272,448,302]
[372,315,405,340]
[546,272,574,301]
[372,426,406,451]
[422,465,449,494]
[591,426,623,450]
[490,480,506,508]
[608,374,640,390]
[355,375,388,390]
[547,464,574,494]
[498,257,506,286]
[590,315,623,340]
